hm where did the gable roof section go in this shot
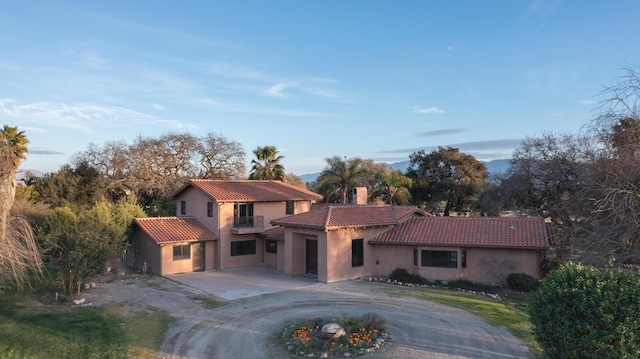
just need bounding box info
[135,217,218,244]
[271,205,428,230]
[261,226,285,241]
[369,217,552,249]
[170,179,323,202]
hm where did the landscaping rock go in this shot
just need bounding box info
[320,323,346,339]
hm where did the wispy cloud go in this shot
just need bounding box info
[579,100,596,105]
[28,148,66,155]
[379,138,524,154]
[409,105,446,114]
[151,103,169,111]
[417,129,467,137]
[263,83,292,98]
[0,99,191,134]
[92,12,231,48]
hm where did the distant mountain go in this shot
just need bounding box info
[300,172,321,183]
[299,159,510,183]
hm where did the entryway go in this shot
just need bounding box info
[305,238,317,275]
[192,242,204,271]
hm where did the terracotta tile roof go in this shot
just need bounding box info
[271,205,428,230]
[170,179,323,202]
[135,217,218,244]
[369,216,552,249]
[261,226,285,241]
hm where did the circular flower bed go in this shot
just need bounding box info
[279,313,388,357]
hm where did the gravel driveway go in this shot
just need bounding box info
[85,274,531,359]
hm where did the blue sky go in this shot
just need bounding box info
[4,1,639,176]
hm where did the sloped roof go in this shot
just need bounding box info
[135,217,218,244]
[271,205,428,230]
[261,226,285,241]
[369,216,552,249]
[170,179,323,202]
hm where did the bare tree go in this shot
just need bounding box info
[198,133,246,180]
[74,132,247,208]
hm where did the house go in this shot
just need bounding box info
[129,180,554,284]
[129,179,323,275]
[367,216,553,284]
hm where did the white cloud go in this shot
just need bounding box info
[0,99,189,133]
[409,105,446,114]
[263,83,292,98]
[151,103,169,111]
[579,100,596,105]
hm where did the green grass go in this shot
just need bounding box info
[191,295,227,309]
[0,265,175,359]
[0,293,129,359]
[383,287,542,358]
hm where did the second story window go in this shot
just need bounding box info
[180,200,186,215]
[234,202,254,227]
[286,200,294,215]
[207,202,213,217]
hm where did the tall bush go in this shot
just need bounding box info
[529,262,640,359]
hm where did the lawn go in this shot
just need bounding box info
[382,286,542,358]
[0,266,174,359]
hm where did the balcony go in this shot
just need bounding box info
[230,215,264,234]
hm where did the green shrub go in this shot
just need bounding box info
[506,272,540,292]
[389,268,428,284]
[529,262,640,359]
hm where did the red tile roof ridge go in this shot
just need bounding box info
[170,179,323,202]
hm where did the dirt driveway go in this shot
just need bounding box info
[85,272,531,359]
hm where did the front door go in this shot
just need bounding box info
[192,242,204,271]
[305,239,318,275]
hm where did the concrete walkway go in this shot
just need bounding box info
[165,266,321,300]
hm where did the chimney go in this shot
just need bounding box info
[351,187,367,205]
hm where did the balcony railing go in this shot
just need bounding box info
[231,215,264,234]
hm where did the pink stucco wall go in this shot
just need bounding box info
[173,186,315,271]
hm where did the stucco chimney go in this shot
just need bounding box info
[352,187,367,205]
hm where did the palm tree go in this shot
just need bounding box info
[376,168,412,205]
[0,125,42,289]
[249,146,285,181]
[316,156,367,204]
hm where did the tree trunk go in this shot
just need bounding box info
[0,168,17,241]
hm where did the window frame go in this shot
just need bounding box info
[420,250,458,268]
[180,200,186,215]
[207,201,213,217]
[352,238,364,267]
[285,200,294,215]
[265,239,277,254]
[173,244,191,261]
[231,240,257,256]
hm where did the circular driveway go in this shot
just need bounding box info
[159,268,531,359]
[87,268,531,358]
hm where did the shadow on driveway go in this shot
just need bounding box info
[165,266,322,300]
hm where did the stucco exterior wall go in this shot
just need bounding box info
[324,227,390,283]
[130,231,162,274]
[172,186,316,271]
[284,230,321,276]
[369,244,543,285]
[368,244,416,278]
[159,243,194,275]
[463,248,541,285]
